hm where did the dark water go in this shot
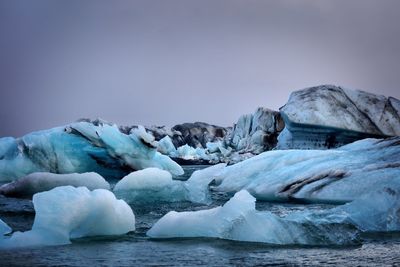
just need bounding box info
[1,166,400,267]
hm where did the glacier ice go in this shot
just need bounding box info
[226,107,284,154]
[157,136,177,155]
[215,137,400,204]
[0,172,110,198]
[0,219,11,236]
[113,168,185,204]
[147,190,359,245]
[114,164,226,204]
[0,186,135,248]
[148,187,400,245]
[329,187,400,232]
[277,85,400,149]
[0,121,183,182]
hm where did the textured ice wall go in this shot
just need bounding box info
[0,121,183,182]
[215,137,400,204]
[278,85,400,149]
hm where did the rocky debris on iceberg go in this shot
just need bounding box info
[0,186,135,248]
[225,107,284,154]
[149,108,285,165]
[113,164,226,204]
[147,190,360,245]
[0,172,110,198]
[277,85,400,149]
[0,121,183,182]
[214,137,400,204]
[171,122,228,148]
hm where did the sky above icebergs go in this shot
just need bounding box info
[1,0,400,137]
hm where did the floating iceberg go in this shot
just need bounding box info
[148,187,400,245]
[0,172,110,198]
[147,190,359,245]
[215,137,400,204]
[114,164,226,204]
[0,121,183,182]
[0,186,135,248]
[0,219,11,236]
[277,85,400,149]
[113,168,185,204]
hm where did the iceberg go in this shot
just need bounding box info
[114,164,226,204]
[215,137,400,204]
[277,85,400,149]
[0,186,135,248]
[0,172,110,198]
[148,188,400,245]
[0,121,183,182]
[226,107,284,154]
[147,190,359,245]
[157,136,177,155]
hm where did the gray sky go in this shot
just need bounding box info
[1,0,400,137]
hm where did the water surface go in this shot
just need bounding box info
[0,166,399,266]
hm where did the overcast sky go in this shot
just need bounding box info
[1,0,400,137]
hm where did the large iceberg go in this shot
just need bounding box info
[277,85,400,149]
[114,164,226,204]
[148,190,359,245]
[0,186,135,248]
[0,121,183,182]
[215,137,400,204]
[0,172,110,198]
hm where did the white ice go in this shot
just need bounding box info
[157,136,177,155]
[0,186,135,248]
[114,164,226,204]
[215,138,400,203]
[147,190,359,245]
[0,172,110,198]
[148,187,400,245]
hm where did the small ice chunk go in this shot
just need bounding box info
[157,136,177,155]
[0,186,135,248]
[114,164,226,204]
[0,172,110,198]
